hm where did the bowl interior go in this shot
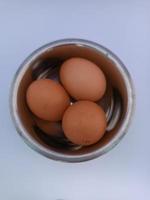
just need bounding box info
[15,42,129,157]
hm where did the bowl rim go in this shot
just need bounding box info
[10,38,135,162]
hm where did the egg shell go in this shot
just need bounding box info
[34,117,63,138]
[62,101,107,146]
[60,57,106,101]
[26,79,70,121]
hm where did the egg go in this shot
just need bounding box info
[34,117,63,138]
[26,79,70,121]
[60,57,106,101]
[62,101,107,146]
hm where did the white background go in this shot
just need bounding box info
[0,1,150,199]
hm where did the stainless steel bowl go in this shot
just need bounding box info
[10,39,135,162]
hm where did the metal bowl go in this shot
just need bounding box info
[10,38,135,162]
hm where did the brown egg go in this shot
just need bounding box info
[34,117,63,138]
[60,57,106,101]
[26,79,70,121]
[62,101,107,146]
